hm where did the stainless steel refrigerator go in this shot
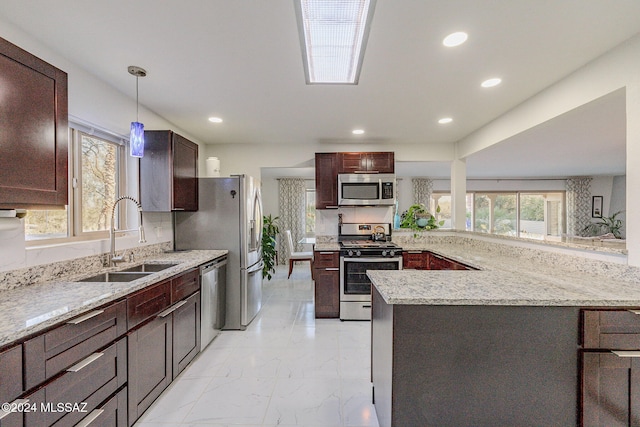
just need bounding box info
[174,175,263,330]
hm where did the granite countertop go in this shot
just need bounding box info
[313,242,341,251]
[0,250,227,348]
[369,243,640,307]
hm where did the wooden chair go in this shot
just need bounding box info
[285,230,313,279]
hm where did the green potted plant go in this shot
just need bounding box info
[262,214,280,280]
[583,211,624,238]
[400,203,444,231]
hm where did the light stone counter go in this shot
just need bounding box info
[0,249,227,348]
[369,235,640,307]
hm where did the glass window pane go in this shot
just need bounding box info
[81,134,118,232]
[430,194,451,228]
[24,207,68,240]
[305,189,316,235]
[474,194,491,233]
[465,193,474,231]
[519,192,565,240]
[493,194,517,236]
[519,194,545,239]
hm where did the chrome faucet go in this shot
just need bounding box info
[108,196,146,266]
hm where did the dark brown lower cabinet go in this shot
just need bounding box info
[582,351,640,426]
[127,315,172,426]
[76,386,127,427]
[314,268,340,318]
[23,337,127,427]
[127,290,201,425]
[172,291,201,378]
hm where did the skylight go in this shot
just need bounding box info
[295,0,376,84]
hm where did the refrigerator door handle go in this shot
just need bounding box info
[249,219,257,251]
[247,260,264,274]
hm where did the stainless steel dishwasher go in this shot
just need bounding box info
[200,256,227,350]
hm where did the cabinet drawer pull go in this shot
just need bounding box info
[362,305,372,309]
[325,268,339,271]
[628,310,640,315]
[325,206,339,209]
[407,251,422,254]
[612,351,640,358]
[0,399,29,420]
[67,352,104,372]
[75,409,104,427]
[67,309,105,324]
[158,300,188,318]
[319,252,336,254]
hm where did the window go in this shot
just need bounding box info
[25,128,124,242]
[467,191,565,240]
[429,193,451,228]
[305,188,316,235]
[474,193,517,236]
[79,133,121,233]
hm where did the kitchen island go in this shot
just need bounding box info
[368,249,640,427]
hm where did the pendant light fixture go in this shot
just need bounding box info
[128,65,147,157]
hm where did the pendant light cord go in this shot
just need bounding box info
[135,76,139,122]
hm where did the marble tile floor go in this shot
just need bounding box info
[135,264,379,427]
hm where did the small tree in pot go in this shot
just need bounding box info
[262,214,280,280]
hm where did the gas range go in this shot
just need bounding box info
[338,223,402,258]
[339,240,402,257]
[338,223,403,320]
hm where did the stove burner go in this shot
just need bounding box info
[340,240,399,249]
[339,240,402,258]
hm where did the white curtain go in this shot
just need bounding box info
[412,178,433,207]
[566,177,592,236]
[278,178,307,264]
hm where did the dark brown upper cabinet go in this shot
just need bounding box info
[0,36,68,209]
[315,152,340,209]
[338,152,394,174]
[140,130,198,211]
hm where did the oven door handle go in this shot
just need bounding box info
[341,257,402,262]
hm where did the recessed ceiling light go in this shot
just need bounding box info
[481,78,502,88]
[295,0,376,84]
[438,117,453,124]
[352,129,365,135]
[443,32,468,47]
[208,117,223,123]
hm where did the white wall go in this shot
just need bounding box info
[456,34,640,264]
[0,19,201,272]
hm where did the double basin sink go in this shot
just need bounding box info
[76,263,178,283]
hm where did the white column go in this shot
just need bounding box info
[450,158,467,230]
[627,80,640,266]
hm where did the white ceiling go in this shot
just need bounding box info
[0,1,637,178]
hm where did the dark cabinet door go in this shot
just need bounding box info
[172,133,198,211]
[367,152,394,173]
[337,152,394,174]
[314,268,340,318]
[0,345,23,405]
[127,315,172,426]
[0,36,68,209]
[315,153,339,209]
[140,130,198,212]
[172,291,201,378]
[338,152,366,173]
[402,251,430,269]
[582,351,640,427]
[78,386,127,427]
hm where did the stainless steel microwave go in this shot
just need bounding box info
[337,173,396,206]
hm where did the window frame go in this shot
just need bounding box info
[25,126,126,245]
[305,188,316,237]
[465,190,566,239]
